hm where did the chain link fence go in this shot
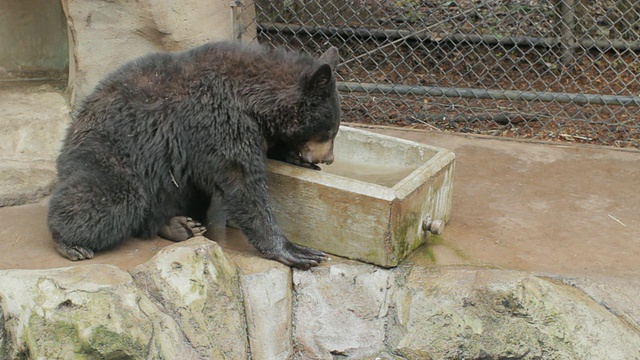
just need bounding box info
[237,0,640,149]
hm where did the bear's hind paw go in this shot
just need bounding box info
[55,242,95,261]
[158,216,207,242]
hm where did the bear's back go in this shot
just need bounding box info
[77,41,319,118]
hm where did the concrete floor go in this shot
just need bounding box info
[0,126,638,281]
[371,127,640,281]
[0,199,258,271]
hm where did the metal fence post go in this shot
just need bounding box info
[559,0,576,67]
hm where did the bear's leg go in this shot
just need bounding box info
[205,189,228,229]
[48,172,147,261]
[221,173,326,269]
[158,216,207,242]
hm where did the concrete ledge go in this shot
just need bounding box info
[0,82,70,162]
[0,82,69,206]
[0,160,56,207]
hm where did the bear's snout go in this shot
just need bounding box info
[301,139,335,165]
[321,152,334,165]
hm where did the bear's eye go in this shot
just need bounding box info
[325,127,339,141]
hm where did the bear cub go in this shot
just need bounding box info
[47,41,341,269]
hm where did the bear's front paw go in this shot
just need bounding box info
[285,156,322,171]
[262,237,326,269]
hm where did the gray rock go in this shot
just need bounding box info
[0,264,198,359]
[130,237,249,359]
[292,261,395,359]
[387,267,640,360]
[227,248,294,359]
[562,275,640,332]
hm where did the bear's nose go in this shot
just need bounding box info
[323,153,334,165]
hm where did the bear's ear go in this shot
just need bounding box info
[305,63,333,93]
[319,46,339,70]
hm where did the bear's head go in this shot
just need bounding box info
[283,47,341,167]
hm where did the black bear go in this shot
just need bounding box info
[47,41,340,269]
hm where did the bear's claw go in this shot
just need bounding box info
[261,238,327,269]
[55,242,95,261]
[288,158,322,171]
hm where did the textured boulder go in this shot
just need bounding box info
[292,262,395,359]
[0,264,197,359]
[61,0,256,107]
[387,268,640,360]
[130,237,248,359]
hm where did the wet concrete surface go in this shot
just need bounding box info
[0,198,173,270]
[0,126,638,280]
[0,198,260,271]
[363,126,640,280]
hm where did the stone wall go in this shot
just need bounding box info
[1,238,638,359]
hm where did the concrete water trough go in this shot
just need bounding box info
[267,126,455,267]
